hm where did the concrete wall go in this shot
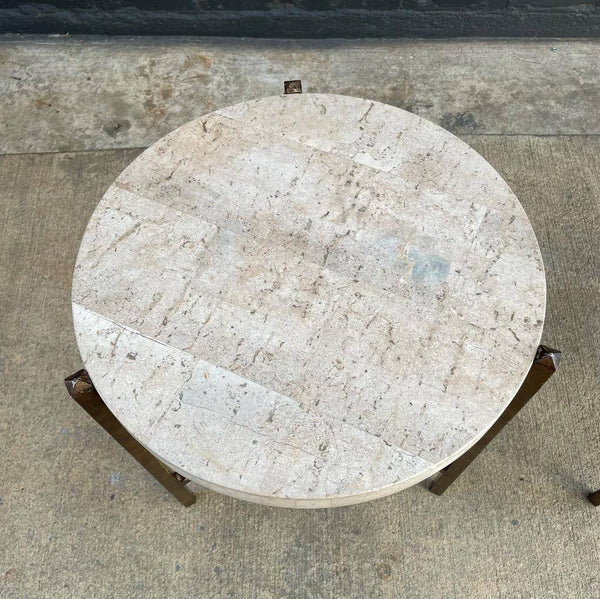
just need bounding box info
[1,1,599,37]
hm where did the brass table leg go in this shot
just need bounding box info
[430,345,561,496]
[64,369,196,507]
[589,490,600,506]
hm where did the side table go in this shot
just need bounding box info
[66,84,558,507]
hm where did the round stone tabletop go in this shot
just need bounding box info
[72,93,545,508]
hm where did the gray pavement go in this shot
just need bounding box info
[0,36,599,599]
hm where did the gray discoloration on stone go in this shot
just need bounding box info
[72,94,545,507]
[408,247,450,284]
[2,36,600,155]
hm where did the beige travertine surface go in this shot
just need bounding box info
[72,93,545,507]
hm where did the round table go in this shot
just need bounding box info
[72,93,545,508]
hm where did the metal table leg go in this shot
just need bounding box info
[430,345,561,496]
[64,369,196,507]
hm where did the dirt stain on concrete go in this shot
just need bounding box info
[143,97,167,126]
[103,119,131,137]
[441,111,481,133]
[376,562,392,580]
[183,53,212,71]
[34,97,52,109]
[161,85,174,100]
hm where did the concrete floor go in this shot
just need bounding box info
[1,36,599,599]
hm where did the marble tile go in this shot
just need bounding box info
[148,359,434,505]
[218,94,420,173]
[72,93,546,507]
[72,304,196,445]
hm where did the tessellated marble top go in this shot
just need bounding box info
[72,93,546,507]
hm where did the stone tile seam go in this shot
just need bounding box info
[71,302,438,473]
